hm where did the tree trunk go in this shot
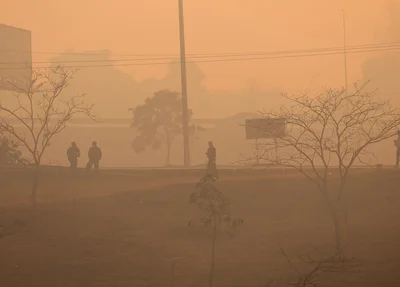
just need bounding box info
[171,262,175,287]
[332,210,342,252]
[341,185,349,254]
[209,215,217,287]
[166,141,171,167]
[31,164,40,209]
[164,128,172,167]
[325,197,343,252]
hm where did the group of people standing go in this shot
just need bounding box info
[66,140,219,176]
[65,132,400,174]
[67,141,102,173]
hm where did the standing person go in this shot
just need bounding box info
[205,141,218,178]
[86,141,102,172]
[395,131,400,168]
[67,142,80,172]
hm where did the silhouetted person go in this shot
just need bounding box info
[86,141,102,172]
[205,141,218,178]
[67,142,80,171]
[395,131,400,168]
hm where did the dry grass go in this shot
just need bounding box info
[0,168,400,287]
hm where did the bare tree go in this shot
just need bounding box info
[249,82,400,251]
[0,66,95,209]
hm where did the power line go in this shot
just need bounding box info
[1,42,400,65]
[0,45,399,70]
[1,40,400,60]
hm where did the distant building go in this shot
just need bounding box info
[0,24,32,91]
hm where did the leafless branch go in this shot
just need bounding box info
[266,248,360,287]
[244,82,400,251]
[0,66,95,208]
[0,66,95,165]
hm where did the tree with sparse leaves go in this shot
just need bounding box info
[0,136,26,165]
[189,174,243,287]
[130,89,203,166]
[0,67,95,209]
[248,82,400,252]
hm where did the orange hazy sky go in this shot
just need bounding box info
[0,0,395,92]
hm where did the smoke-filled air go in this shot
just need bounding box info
[0,1,400,286]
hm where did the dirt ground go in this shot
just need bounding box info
[0,167,400,287]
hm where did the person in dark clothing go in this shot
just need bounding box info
[67,142,80,171]
[86,141,102,172]
[395,131,400,168]
[205,141,218,178]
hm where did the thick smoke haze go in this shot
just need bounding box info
[1,0,399,167]
[1,3,400,287]
[0,0,397,119]
[362,1,400,106]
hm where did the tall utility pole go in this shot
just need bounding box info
[342,9,348,96]
[178,0,191,167]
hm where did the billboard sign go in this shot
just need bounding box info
[0,24,32,91]
[245,118,286,140]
